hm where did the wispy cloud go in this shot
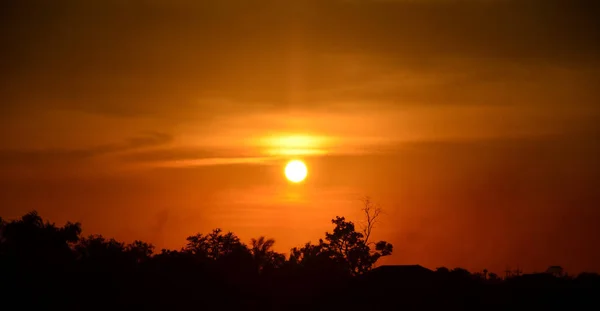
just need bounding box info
[0,132,173,173]
[146,157,275,168]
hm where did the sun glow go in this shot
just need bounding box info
[259,134,330,156]
[284,160,308,183]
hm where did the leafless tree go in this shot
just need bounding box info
[360,196,382,245]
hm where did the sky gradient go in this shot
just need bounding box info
[1,0,600,274]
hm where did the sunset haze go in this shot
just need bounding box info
[1,0,599,275]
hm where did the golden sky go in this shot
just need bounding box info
[1,0,600,274]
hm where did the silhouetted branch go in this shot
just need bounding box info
[360,196,382,245]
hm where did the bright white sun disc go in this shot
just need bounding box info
[285,160,308,183]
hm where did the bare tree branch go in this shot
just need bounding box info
[361,196,382,245]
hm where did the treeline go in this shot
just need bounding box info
[0,211,392,309]
[0,211,599,310]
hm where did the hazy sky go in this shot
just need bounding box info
[1,0,599,274]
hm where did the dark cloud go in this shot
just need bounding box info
[0,132,173,169]
[1,0,599,118]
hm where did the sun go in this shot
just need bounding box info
[284,160,308,183]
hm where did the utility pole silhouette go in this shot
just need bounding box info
[504,266,513,279]
[513,266,522,277]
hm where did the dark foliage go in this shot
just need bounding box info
[0,211,598,310]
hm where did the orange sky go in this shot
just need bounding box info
[1,0,600,274]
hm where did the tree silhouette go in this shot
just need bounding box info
[289,216,392,276]
[251,236,275,256]
[436,266,450,274]
[75,234,127,263]
[289,241,339,273]
[450,267,472,281]
[360,197,382,245]
[126,240,155,263]
[326,216,393,275]
[250,236,285,273]
[185,228,248,261]
[0,211,81,266]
